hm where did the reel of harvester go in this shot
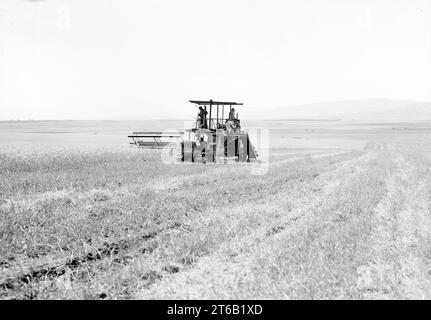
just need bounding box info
[128,99,258,163]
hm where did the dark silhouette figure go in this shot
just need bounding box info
[197,107,204,128]
[198,106,208,129]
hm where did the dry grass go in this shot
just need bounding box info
[1,134,431,300]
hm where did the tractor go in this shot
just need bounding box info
[128,100,258,163]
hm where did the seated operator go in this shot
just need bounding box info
[226,108,239,133]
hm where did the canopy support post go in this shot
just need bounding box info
[209,100,213,130]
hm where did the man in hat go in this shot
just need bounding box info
[197,106,208,128]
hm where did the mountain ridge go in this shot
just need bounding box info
[242,99,431,121]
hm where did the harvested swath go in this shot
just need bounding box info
[0,222,189,296]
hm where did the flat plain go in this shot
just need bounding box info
[1,120,431,299]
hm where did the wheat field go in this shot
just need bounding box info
[1,121,431,299]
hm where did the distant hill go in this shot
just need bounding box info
[243,99,431,121]
[339,103,431,121]
[107,98,431,122]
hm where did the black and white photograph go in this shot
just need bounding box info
[1,0,431,305]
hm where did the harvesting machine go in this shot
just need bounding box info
[128,99,258,163]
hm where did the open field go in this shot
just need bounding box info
[1,120,431,299]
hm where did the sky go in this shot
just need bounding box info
[0,0,430,120]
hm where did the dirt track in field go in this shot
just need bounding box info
[136,139,431,299]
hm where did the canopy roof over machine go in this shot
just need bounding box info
[189,100,243,106]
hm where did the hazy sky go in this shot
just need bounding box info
[1,0,430,120]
